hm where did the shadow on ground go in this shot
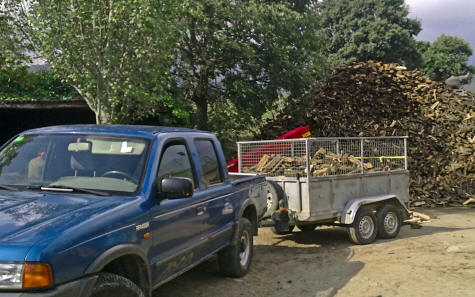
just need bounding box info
[154,232,363,297]
[154,208,474,297]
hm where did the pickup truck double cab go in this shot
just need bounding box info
[0,125,267,297]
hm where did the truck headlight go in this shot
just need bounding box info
[0,263,23,289]
[0,262,52,289]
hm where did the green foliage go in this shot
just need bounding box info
[318,0,422,68]
[5,0,185,124]
[420,34,473,81]
[0,67,79,101]
[0,13,29,68]
[173,0,332,132]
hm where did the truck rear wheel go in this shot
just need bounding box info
[90,273,145,297]
[377,204,402,239]
[347,208,378,245]
[218,217,253,277]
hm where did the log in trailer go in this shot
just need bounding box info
[236,136,411,244]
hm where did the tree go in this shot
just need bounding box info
[0,67,79,101]
[5,0,185,124]
[420,34,473,81]
[172,0,331,131]
[0,12,29,69]
[318,0,422,68]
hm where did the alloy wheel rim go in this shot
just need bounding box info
[239,230,251,267]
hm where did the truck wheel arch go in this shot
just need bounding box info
[233,200,258,245]
[85,244,151,297]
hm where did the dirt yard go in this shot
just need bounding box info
[153,208,475,297]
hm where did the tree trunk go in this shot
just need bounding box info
[195,97,208,131]
[95,109,110,124]
[95,99,102,124]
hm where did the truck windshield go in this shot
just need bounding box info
[0,134,150,195]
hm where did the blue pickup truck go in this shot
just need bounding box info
[0,125,267,297]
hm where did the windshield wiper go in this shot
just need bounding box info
[28,185,110,196]
[0,184,19,191]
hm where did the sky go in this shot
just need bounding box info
[405,0,475,66]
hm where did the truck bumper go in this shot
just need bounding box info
[0,275,97,297]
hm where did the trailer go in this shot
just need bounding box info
[237,136,411,244]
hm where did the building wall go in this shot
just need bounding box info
[0,104,95,145]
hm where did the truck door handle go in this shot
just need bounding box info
[196,206,207,216]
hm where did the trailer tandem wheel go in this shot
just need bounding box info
[347,208,378,244]
[377,204,402,239]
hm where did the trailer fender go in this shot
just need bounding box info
[340,194,409,225]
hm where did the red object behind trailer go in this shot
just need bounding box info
[226,125,312,172]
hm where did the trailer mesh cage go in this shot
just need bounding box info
[237,137,408,178]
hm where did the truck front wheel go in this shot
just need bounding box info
[347,208,378,245]
[218,217,253,277]
[89,273,145,297]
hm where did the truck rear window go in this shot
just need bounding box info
[194,140,222,186]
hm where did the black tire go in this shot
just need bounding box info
[377,204,402,239]
[270,224,295,235]
[218,218,254,277]
[264,182,281,217]
[297,224,317,232]
[90,273,145,297]
[347,208,378,245]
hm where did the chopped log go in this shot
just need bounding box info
[313,167,330,176]
[463,197,475,206]
[405,218,423,229]
[411,211,431,222]
[348,156,361,167]
[255,154,270,172]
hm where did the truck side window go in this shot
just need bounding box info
[157,144,195,188]
[194,140,222,186]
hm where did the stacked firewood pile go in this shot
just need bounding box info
[244,154,306,177]
[258,61,474,207]
[243,147,389,177]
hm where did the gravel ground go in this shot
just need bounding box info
[154,208,475,297]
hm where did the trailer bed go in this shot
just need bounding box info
[237,137,411,244]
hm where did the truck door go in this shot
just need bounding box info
[149,140,208,285]
[193,139,235,254]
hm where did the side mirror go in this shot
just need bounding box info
[160,177,194,199]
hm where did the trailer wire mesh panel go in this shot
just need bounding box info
[238,137,407,178]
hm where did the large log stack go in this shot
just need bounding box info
[259,61,474,206]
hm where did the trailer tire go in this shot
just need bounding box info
[377,204,402,239]
[218,218,253,277]
[347,208,378,245]
[265,182,281,217]
[297,224,317,232]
